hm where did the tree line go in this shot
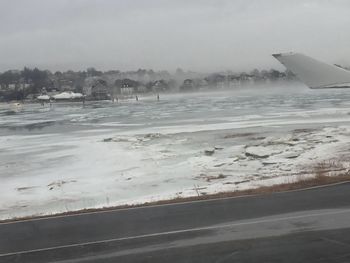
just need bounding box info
[0,67,294,101]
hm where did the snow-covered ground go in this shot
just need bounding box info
[2,84,350,220]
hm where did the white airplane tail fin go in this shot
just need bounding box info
[272,52,350,89]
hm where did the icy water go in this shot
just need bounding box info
[2,84,350,219]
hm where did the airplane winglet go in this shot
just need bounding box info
[272,52,350,89]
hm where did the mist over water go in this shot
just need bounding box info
[1,84,350,136]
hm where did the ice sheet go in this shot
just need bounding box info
[1,86,350,219]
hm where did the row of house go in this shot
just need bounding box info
[1,67,293,101]
[80,78,176,100]
[179,71,291,91]
[40,72,290,99]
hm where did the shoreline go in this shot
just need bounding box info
[2,173,350,224]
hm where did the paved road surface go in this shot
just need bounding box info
[1,183,350,262]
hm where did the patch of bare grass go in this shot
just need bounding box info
[278,159,350,191]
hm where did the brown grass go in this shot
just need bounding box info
[2,160,350,224]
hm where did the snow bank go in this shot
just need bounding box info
[1,125,350,220]
[37,95,50,100]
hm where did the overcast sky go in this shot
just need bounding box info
[0,0,350,72]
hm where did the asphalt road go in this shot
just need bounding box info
[1,183,350,263]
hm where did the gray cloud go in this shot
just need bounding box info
[1,0,350,72]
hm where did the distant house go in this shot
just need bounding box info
[120,84,133,95]
[215,75,226,88]
[91,79,109,100]
[8,84,17,90]
[180,79,196,91]
[239,73,255,85]
[57,79,74,91]
[151,80,169,92]
[193,79,208,90]
[227,75,241,88]
[205,74,226,88]
[41,87,47,94]
[137,85,147,93]
[115,79,140,95]
[82,86,92,96]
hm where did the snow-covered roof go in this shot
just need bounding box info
[53,92,83,100]
[37,95,50,100]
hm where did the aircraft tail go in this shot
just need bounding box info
[272,52,350,89]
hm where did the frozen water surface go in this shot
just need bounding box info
[2,84,350,219]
